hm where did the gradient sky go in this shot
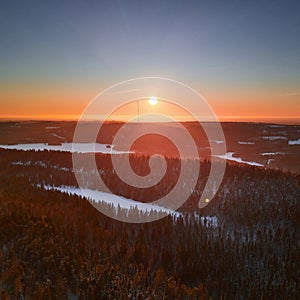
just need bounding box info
[0,0,299,121]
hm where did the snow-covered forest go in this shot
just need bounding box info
[0,148,299,299]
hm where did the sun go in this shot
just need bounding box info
[148,96,158,106]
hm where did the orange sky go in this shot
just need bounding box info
[1,80,299,123]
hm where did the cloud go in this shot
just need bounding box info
[274,92,300,98]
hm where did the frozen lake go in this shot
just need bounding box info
[214,152,263,167]
[43,185,218,227]
[0,143,132,154]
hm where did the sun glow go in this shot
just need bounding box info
[148,96,158,106]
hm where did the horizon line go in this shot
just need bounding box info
[0,115,299,125]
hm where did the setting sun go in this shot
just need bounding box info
[148,96,158,106]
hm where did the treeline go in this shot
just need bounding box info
[0,149,299,299]
[0,149,211,204]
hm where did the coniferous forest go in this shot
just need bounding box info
[0,148,299,299]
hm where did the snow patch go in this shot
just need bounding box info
[210,140,224,144]
[238,141,255,145]
[288,138,300,145]
[11,161,24,166]
[12,161,47,168]
[262,136,287,140]
[192,213,218,228]
[266,124,285,128]
[51,133,65,140]
[260,152,285,156]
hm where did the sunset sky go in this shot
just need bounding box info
[1,0,299,122]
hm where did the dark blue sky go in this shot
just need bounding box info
[1,0,299,119]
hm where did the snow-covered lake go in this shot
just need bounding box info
[43,185,218,227]
[45,185,179,215]
[0,143,132,154]
[214,152,263,167]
